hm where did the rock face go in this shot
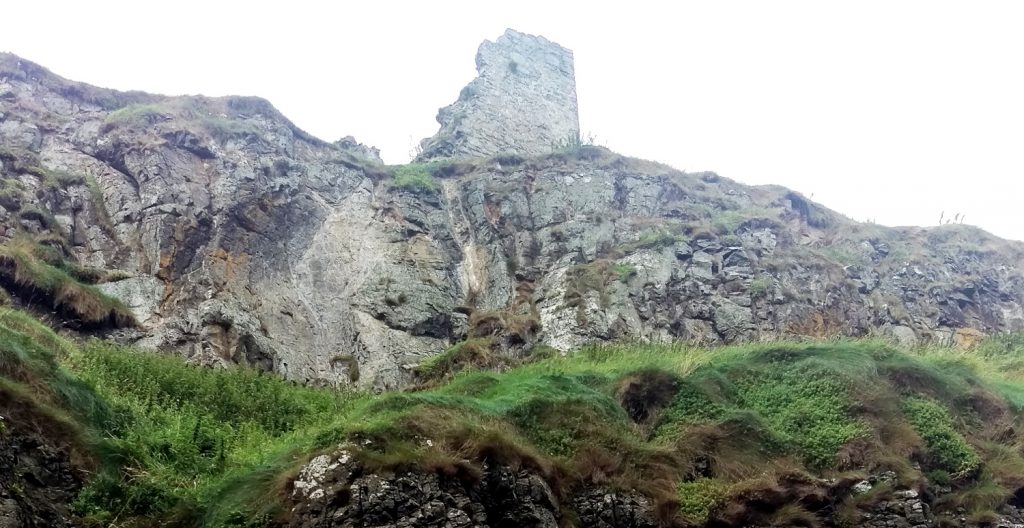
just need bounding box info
[289,448,656,528]
[417,29,580,161]
[0,416,81,528]
[2,34,1024,392]
[292,452,1024,528]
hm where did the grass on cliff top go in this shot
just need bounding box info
[5,304,1024,527]
[389,162,440,193]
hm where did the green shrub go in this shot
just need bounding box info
[735,367,867,468]
[749,277,772,298]
[903,397,979,476]
[614,263,637,283]
[678,478,730,524]
[657,346,871,469]
[390,163,439,194]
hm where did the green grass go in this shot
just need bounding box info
[822,245,867,266]
[200,115,260,141]
[5,302,1024,526]
[17,204,67,238]
[0,309,105,421]
[903,397,979,476]
[550,130,597,153]
[749,276,772,297]
[389,163,440,193]
[656,344,872,468]
[84,176,117,237]
[710,207,780,235]
[620,229,686,254]
[103,103,168,128]
[0,239,135,327]
[0,178,27,211]
[678,478,730,524]
[614,262,637,282]
[67,341,363,526]
[414,337,498,382]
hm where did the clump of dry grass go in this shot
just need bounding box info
[0,239,135,328]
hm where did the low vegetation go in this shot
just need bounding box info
[103,103,170,129]
[101,98,262,142]
[386,160,475,194]
[620,229,686,254]
[69,341,362,527]
[550,130,597,153]
[389,163,440,193]
[0,238,135,327]
[710,207,780,235]
[5,303,1024,526]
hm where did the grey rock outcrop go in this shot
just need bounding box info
[2,35,1024,393]
[417,29,579,161]
[288,448,656,528]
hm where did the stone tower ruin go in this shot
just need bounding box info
[416,29,580,161]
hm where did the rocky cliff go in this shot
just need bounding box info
[1,31,1023,393]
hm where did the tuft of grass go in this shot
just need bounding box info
[614,263,637,283]
[903,397,980,477]
[0,309,109,461]
[564,259,617,321]
[0,239,135,327]
[750,276,773,298]
[84,176,117,238]
[678,478,729,524]
[389,163,440,194]
[550,130,596,153]
[620,230,686,254]
[0,178,27,211]
[40,169,86,191]
[102,103,169,130]
[18,204,68,239]
[711,207,779,235]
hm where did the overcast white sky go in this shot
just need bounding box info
[4,1,1023,240]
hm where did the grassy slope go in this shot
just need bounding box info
[4,306,1024,526]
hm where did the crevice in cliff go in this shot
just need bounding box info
[443,181,486,305]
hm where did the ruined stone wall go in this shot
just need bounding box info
[417,29,579,160]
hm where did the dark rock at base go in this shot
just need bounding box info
[288,450,659,528]
[0,426,81,528]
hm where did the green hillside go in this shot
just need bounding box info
[4,307,1024,526]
